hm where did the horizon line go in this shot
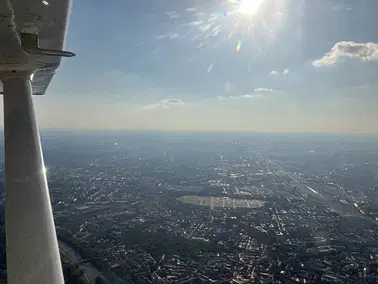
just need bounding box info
[0,128,377,135]
[10,128,378,136]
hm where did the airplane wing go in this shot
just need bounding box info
[0,0,74,283]
[0,0,73,95]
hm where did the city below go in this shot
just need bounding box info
[1,130,378,284]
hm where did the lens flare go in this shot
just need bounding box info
[238,0,265,15]
[236,40,242,52]
[158,0,286,73]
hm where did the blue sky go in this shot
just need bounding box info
[30,0,378,131]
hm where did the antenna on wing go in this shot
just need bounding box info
[21,33,75,57]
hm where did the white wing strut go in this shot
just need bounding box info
[3,74,64,283]
[0,0,74,283]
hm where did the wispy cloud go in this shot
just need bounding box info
[165,11,179,19]
[269,70,278,76]
[312,41,378,67]
[332,5,352,12]
[254,88,273,92]
[217,94,263,100]
[269,69,290,76]
[217,87,274,100]
[242,94,264,99]
[140,99,184,110]
[156,33,180,40]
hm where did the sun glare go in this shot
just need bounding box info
[238,0,264,15]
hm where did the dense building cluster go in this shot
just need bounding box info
[2,131,378,283]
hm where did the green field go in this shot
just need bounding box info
[178,195,265,209]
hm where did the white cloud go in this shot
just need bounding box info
[166,11,179,19]
[254,88,273,92]
[312,41,378,67]
[217,94,263,100]
[217,96,232,100]
[332,5,352,12]
[217,88,273,100]
[242,94,264,99]
[269,70,278,76]
[269,69,289,76]
[140,99,184,110]
[162,99,184,105]
[156,33,180,40]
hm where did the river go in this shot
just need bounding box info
[59,241,106,283]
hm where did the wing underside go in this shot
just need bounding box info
[0,0,72,95]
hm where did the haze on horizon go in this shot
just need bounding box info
[1,0,378,133]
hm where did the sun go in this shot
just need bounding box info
[238,0,265,15]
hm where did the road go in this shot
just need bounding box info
[262,158,378,223]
